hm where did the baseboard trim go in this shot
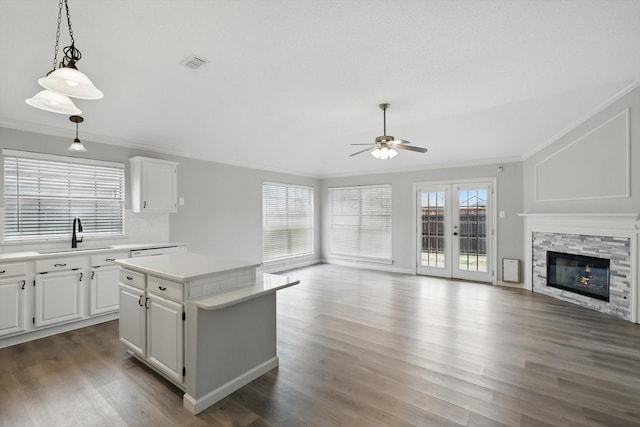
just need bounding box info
[0,312,119,349]
[322,258,414,275]
[260,258,320,274]
[183,356,279,414]
[497,280,525,289]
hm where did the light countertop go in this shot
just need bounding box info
[0,242,186,262]
[191,273,300,310]
[116,252,261,282]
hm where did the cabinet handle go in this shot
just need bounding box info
[138,295,144,307]
[143,201,147,209]
[158,286,167,291]
[0,270,5,274]
[79,272,83,282]
[54,263,67,267]
[21,280,26,290]
[91,271,95,280]
[145,297,150,309]
[126,276,133,280]
[105,258,115,262]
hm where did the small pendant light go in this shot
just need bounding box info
[68,115,87,152]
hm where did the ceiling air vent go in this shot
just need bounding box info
[182,54,207,70]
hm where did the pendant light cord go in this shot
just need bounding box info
[51,0,63,72]
[49,0,79,73]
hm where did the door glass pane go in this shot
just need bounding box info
[458,188,487,272]
[420,191,445,268]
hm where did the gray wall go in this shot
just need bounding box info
[320,162,524,281]
[170,156,321,263]
[1,126,524,280]
[523,85,640,213]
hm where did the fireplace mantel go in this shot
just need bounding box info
[519,213,640,232]
[520,212,639,323]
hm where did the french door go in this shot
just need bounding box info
[416,181,494,283]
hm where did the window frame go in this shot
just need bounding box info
[328,184,393,263]
[2,149,126,244]
[262,181,314,263]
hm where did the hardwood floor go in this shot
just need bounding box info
[1,264,640,426]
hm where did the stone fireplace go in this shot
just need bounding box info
[522,214,639,323]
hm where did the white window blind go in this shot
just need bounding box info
[3,149,125,242]
[262,182,314,262]
[329,185,392,261]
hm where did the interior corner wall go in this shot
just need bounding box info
[523,85,640,213]
[319,162,524,281]
[169,157,321,264]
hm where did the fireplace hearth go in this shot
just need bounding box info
[546,251,610,302]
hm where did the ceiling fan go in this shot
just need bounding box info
[349,103,428,159]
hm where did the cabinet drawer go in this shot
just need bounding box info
[120,269,145,290]
[0,262,27,278]
[36,256,86,273]
[91,251,129,267]
[148,276,183,302]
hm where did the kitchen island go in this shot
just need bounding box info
[116,252,299,414]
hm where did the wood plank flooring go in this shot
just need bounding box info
[1,264,640,426]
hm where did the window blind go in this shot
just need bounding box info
[262,182,313,262]
[329,184,392,261]
[3,149,125,242]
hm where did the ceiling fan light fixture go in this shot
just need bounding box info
[371,146,397,160]
[25,89,82,115]
[349,103,427,159]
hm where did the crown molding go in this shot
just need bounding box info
[0,117,320,178]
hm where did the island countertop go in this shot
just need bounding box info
[192,273,300,310]
[116,252,261,282]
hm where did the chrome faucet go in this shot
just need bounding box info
[71,217,83,248]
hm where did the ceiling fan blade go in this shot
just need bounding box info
[349,147,373,157]
[393,139,412,145]
[395,144,428,153]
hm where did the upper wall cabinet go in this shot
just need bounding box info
[129,157,179,213]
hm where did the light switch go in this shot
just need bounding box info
[499,210,505,219]
[179,197,185,206]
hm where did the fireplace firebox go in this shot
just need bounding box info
[546,251,610,302]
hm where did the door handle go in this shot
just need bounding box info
[138,295,144,306]
[453,232,458,236]
[145,297,150,309]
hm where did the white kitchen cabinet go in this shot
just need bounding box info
[89,251,129,316]
[35,270,83,328]
[119,269,184,384]
[119,283,146,357]
[0,278,26,337]
[147,293,184,383]
[129,156,178,213]
[90,266,120,315]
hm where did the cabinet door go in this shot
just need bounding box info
[0,278,26,337]
[35,271,83,328]
[119,284,146,357]
[147,293,183,383]
[90,266,120,315]
[142,162,177,212]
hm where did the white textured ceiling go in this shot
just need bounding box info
[1,0,639,177]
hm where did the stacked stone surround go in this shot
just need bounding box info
[532,232,632,320]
